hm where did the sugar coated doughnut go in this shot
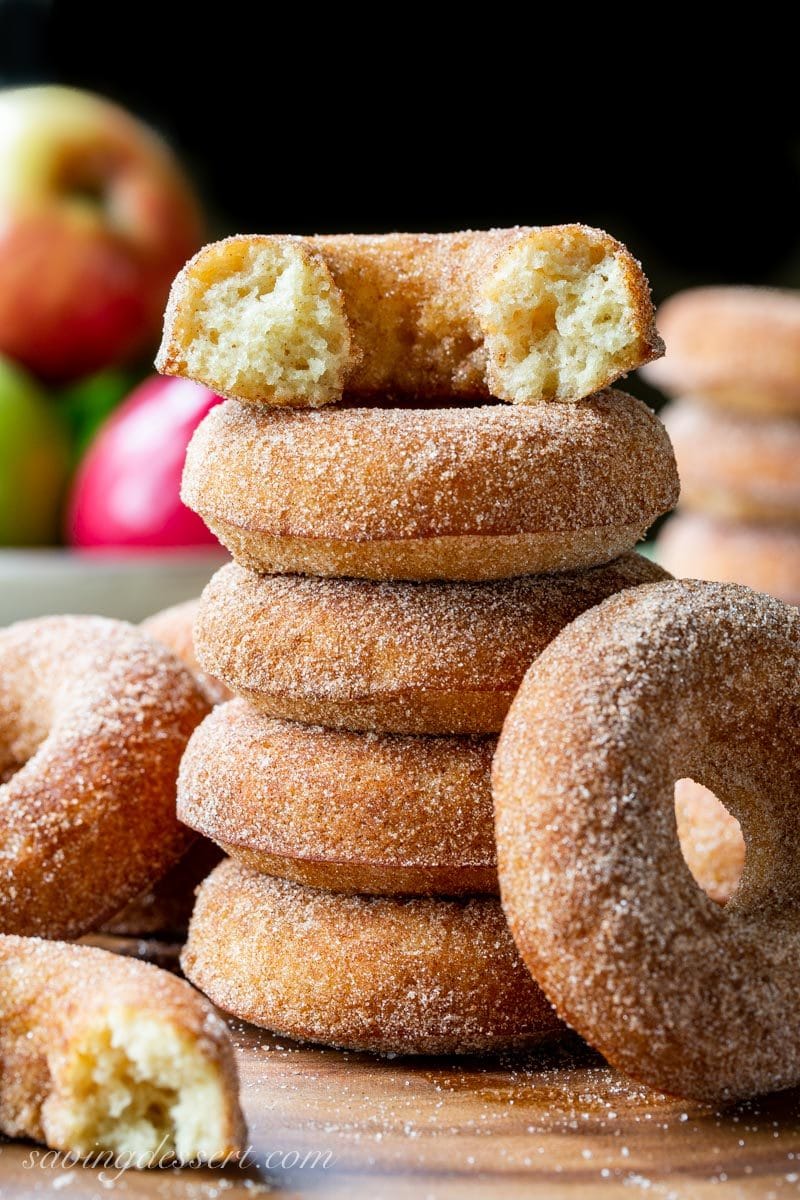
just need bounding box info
[644,286,800,415]
[494,580,800,1102]
[675,779,744,907]
[0,934,244,1161]
[179,701,496,895]
[665,399,800,522]
[182,393,677,582]
[0,616,209,938]
[196,554,670,734]
[142,598,231,705]
[183,860,562,1054]
[158,226,661,408]
[657,512,800,607]
[101,839,223,937]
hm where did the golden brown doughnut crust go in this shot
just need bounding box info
[0,935,244,1160]
[195,554,670,735]
[656,512,800,607]
[675,779,744,907]
[665,399,800,522]
[0,616,209,938]
[182,393,678,582]
[182,860,562,1054]
[493,580,800,1103]
[141,599,232,706]
[100,839,223,937]
[159,227,662,407]
[179,702,497,895]
[644,286,800,415]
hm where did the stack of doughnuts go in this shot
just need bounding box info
[157,226,679,1054]
[644,287,800,606]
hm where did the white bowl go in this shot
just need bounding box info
[0,549,228,626]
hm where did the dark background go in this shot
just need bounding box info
[2,0,799,310]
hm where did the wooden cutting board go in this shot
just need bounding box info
[1,940,800,1198]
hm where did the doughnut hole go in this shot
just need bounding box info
[0,702,52,785]
[675,778,745,906]
[480,227,640,402]
[48,1009,233,1162]
[161,237,351,406]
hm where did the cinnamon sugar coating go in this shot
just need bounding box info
[182,860,563,1054]
[181,393,678,582]
[0,616,209,938]
[195,555,669,735]
[179,702,496,895]
[493,580,800,1102]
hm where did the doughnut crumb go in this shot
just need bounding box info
[157,236,352,407]
[158,227,661,407]
[57,1009,234,1162]
[0,936,245,1164]
[480,226,657,402]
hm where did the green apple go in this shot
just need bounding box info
[0,355,69,545]
[59,368,138,463]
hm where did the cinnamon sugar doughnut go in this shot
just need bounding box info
[657,512,800,607]
[181,392,678,582]
[196,554,670,734]
[665,399,800,522]
[0,935,244,1161]
[101,839,223,937]
[0,616,209,938]
[182,860,562,1054]
[158,226,661,408]
[142,599,231,706]
[644,286,800,415]
[179,701,496,895]
[493,580,800,1102]
[675,779,744,907]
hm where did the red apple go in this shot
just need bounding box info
[67,375,222,550]
[0,86,203,382]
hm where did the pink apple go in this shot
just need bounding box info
[0,86,203,381]
[67,375,222,549]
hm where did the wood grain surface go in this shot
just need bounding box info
[1,940,799,1197]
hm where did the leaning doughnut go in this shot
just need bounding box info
[141,599,232,705]
[0,616,209,938]
[195,554,670,735]
[179,701,497,895]
[100,839,223,937]
[182,393,678,582]
[182,860,562,1055]
[665,399,800,522]
[0,935,244,1162]
[675,779,744,907]
[157,227,662,407]
[493,580,800,1102]
[643,286,800,415]
[656,512,800,607]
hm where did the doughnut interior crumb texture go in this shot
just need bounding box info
[0,936,244,1163]
[157,237,353,407]
[158,227,661,407]
[55,1010,231,1160]
[479,226,654,402]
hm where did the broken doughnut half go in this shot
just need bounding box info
[157,226,662,407]
[0,936,245,1163]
